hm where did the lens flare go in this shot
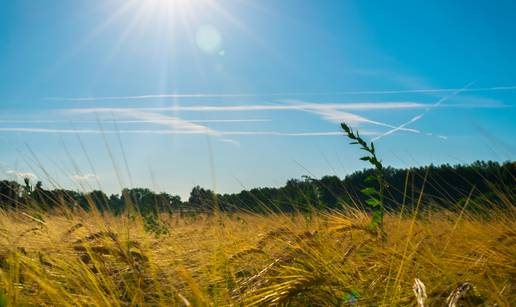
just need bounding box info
[196,25,222,54]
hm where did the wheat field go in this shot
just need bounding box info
[0,202,514,306]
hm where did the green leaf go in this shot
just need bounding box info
[369,210,383,229]
[0,290,7,307]
[366,197,381,207]
[364,175,377,183]
[361,187,377,196]
[343,289,361,304]
[341,123,351,133]
[373,160,382,169]
[360,156,370,161]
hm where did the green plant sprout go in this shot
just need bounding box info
[341,123,386,239]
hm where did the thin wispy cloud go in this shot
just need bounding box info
[261,99,434,139]
[294,106,450,141]
[0,128,210,134]
[6,97,499,143]
[220,139,240,146]
[111,110,220,135]
[64,102,421,139]
[320,109,424,131]
[67,102,427,114]
[4,97,502,143]
[166,119,270,123]
[65,101,507,115]
[104,109,244,144]
[0,119,271,124]
[8,101,453,141]
[70,173,100,181]
[221,131,379,136]
[273,100,452,140]
[46,85,516,102]
[289,102,420,133]
[0,127,371,137]
[6,170,37,180]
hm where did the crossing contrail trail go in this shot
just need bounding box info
[371,82,475,142]
[46,85,516,102]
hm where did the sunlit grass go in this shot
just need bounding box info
[0,201,514,306]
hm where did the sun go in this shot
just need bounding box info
[136,0,198,24]
[138,0,210,19]
[133,0,229,55]
[141,0,196,12]
[76,0,249,83]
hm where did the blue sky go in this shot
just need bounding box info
[1,0,515,198]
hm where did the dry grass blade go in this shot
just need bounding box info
[413,278,427,307]
[228,248,267,262]
[73,231,117,244]
[233,256,292,297]
[446,282,472,307]
[61,223,84,239]
[256,227,294,249]
[20,212,46,226]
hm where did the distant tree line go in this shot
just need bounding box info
[0,161,514,214]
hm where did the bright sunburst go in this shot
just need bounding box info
[101,0,237,56]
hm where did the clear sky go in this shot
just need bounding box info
[1,0,515,198]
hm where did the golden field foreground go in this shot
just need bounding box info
[0,207,514,306]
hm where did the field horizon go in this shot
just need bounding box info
[0,156,515,306]
[2,160,514,214]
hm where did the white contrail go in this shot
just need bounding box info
[299,108,420,133]
[371,83,474,141]
[0,127,375,137]
[0,128,112,134]
[65,102,423,137]
[46,85,516,102]
[66,101,508,114]
[0,119,271,124]
[67,102,427,114]
[290,101,451,141]
[370,114,424,141]
[0,127,211,134]
[217,131,372,136]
